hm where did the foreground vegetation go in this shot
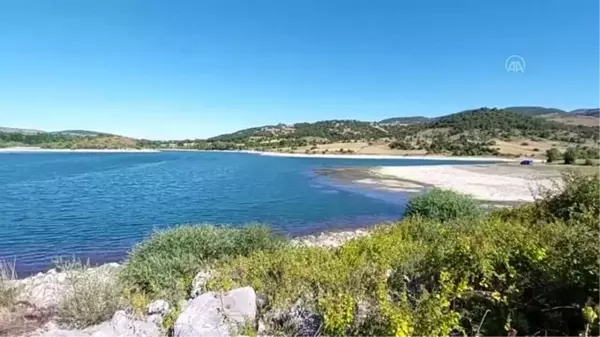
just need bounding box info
[116,172,599,336]
[2,172,598,336]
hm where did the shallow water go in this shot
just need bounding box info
[0,151,484,275]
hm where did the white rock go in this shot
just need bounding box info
[189,269,213,298]
[28,311,164,337]
[174,287,257,337]
[14,263,120,310]
[290,229,370,248]
[147,300,170,315]
[25,322,89,337]
[88,310,163,337]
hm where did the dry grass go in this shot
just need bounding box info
[492,139,563,156]
[284,141,427,155]
[0,260,17,310]
[0,302,52,337]
[55,259,123,329]
[541,114,600,127]
[0,260,52,337]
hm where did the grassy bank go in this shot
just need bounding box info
[2,173,598,336]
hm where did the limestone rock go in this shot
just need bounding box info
[147,300,170,315]
[290,229,369,248]
[189,269,213,298]
[174,287,257,337]
[91,310,162,337]
[26,310,164,337]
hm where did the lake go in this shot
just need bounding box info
[0,151,482,275]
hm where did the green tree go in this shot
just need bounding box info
[545,148,561,163]
[563,147,577,164]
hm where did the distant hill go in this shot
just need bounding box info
[569,108,600,117]
[2,105,598,153]
[503,106,567,116]
[53,130,109,137]
[500,106,599,126]
[200,107,599,156]
[0,127,45,135]
[379,116,432,124]
[210,120,390,144]
[0,127,136,149]
[378,106,599,126]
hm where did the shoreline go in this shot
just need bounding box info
[0,147,540,162]
[15,228,370,280]
[251,150,523,162]
[0,147,159,153]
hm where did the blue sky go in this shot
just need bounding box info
[0,0,598,140]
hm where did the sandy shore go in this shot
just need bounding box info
[372,165,556,202]
[0,147,159,153]
[254,151,522,162]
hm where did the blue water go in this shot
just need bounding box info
[0,151,483,275]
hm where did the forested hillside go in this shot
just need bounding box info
[0,130,138,149]
[378,116,432,124]
[196,107,599,156]
[2,107,598,157]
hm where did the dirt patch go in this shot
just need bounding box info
[0,302,52,337]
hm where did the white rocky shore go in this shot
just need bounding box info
[373,165,555,202]
[8,229,368,337]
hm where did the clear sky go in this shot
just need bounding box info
[0,0,598,140]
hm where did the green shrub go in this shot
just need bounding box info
[203,174,600,336]
[119,225,282,301]
[55,259,123,328]
[563,147,577,164]
[546,148,561,163]
[403,188,481,222]
[535,172,599,227]
[584,158,594,166]
[207,214,599,336]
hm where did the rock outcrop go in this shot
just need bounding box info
[14,263,120,310]
[174,287,257,337]
[189,269,213,299]
[290,229,369,248]
[27,310,163,337]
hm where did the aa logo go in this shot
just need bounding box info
[505,55,526,73]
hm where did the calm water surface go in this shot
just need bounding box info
[0,151,482,275]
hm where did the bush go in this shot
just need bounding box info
[584,158,594,166]
[403,188,481,222]
[0,259,17,310]
[520,142,529,146]
[208,212,599,336]
[119,225,281,301]
[563,147,577,164]
[55,259,122,328]
[535,172,599,227]
[546,148,561,163]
